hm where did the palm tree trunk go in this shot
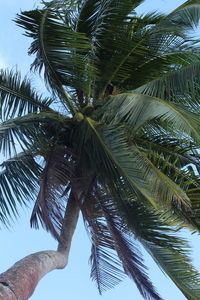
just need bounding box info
[0,250,67,300]
[0,194,80,300]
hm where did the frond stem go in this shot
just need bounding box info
[59,85,77,115]
[39,7,77,116]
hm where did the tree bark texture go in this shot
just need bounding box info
[0,250,66,300]
[0,194,80,300]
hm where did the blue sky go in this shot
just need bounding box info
[0,1,200,300]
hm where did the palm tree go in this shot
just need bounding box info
[1,0,200,299]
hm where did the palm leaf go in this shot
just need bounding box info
[83,196,124,294]
[128,134,200,232]
[0,111,67,156]
[147,151,200,230]
[100,93,200,142]
[160,0,200,31]
[82,184,162,299]
[124,51,200,90]
[75,119,189,211]
[101,125,193,210]
[0,152,41,226]
[135,61,200,102]
[30,145,75,240]
[118,197,200,300]
[145,242,200,300]
[16,6,94,104]
[133,133,200,231]
[131,146,191,209]
[0,69,52,121]
[77,0,162,98]
[147,1,200,57]
[134,133,200,169]
[97,191,163,300]
[77,0,143,39]
[90,244,123,294]
[91,9,162,97]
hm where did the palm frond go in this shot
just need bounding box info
[129,130,200,232]
[160,0,200,31]
[77,0,164,99]
[0,111,67,156]
[135,61,200,102]
[101,125,194,210]
[91,9,163,97]
[145,242,200,300]
[75,119,188,212]
[134,133,200,169]
[148,151,200,228]
[118,197,200,300]
[82,184,162,299]
[30,145,75,240]
[47,0,83,29]
[90,244,123,294]
[132,146,191,209]
[100,93,200,143]
[82,194,124,294]
[123,51,200,90]
[0,69,52,121]
[145,1,200,59]
[97,191,162,300]
[73,118,141,200]
[16,6,94,105]
[0,152,41,226]
[77,0,143,38]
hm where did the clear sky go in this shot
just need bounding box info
[0,1,200,300]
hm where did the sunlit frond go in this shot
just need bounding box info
[74,120,190,211]
[100,93,200,143]
[118,197,200,300]
[134,133,200,169]
[101,125,193,210]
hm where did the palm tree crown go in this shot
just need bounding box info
[1,0,200,299]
